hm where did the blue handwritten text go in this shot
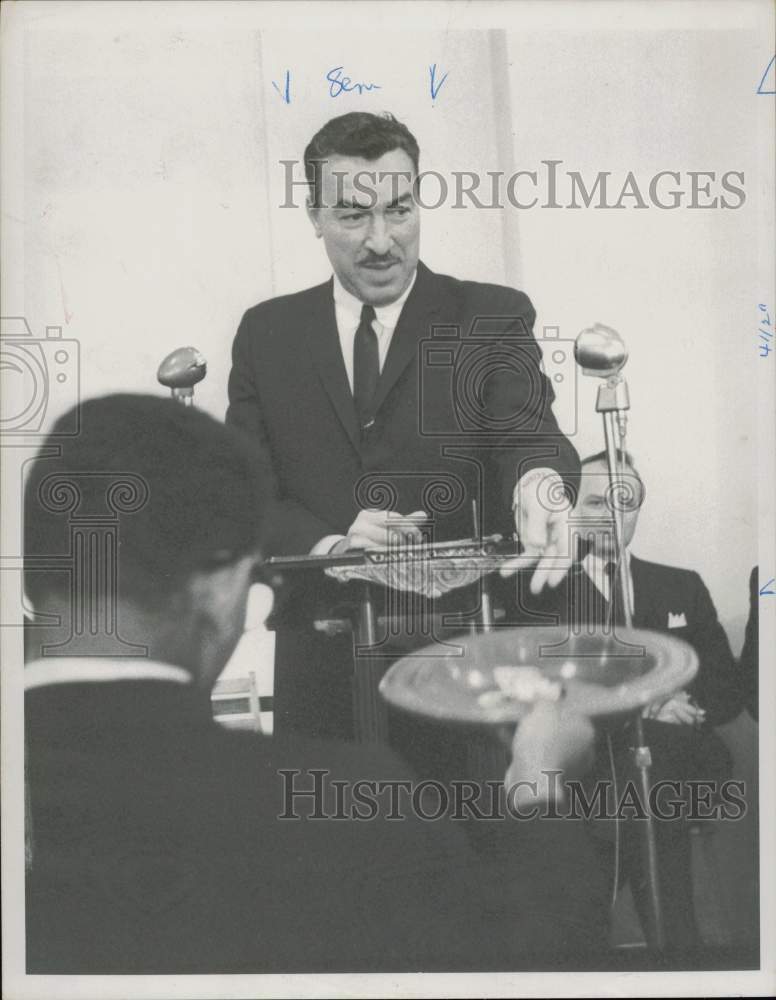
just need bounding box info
[272,70,291,104]
[429,63,449,101]
[327,67,381,98]
[758,303,772,357]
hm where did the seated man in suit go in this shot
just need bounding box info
[227,110,578,741]
[24,394,610,974]
[510,449,743,951]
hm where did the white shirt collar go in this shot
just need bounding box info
[332,269,417,331]
[24,657,192,691]
[582,549,634,615]
[582,549,630,575]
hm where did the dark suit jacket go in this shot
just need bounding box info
[25,677,609,973]
[511,554,742,728]
[226,261,579,738]
[226,260,579,555]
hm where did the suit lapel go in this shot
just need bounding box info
[371,261,444,416]
[301,280,360,452]
[630,556,658,628]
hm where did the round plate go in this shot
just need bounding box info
[379,626,698,726]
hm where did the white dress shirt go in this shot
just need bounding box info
[332,270,417,392]
[581,549,635,618]
[311,272,417,555]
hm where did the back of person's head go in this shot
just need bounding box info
[304,111,420,207]
[24,394,268,613]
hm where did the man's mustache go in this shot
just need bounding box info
[359,255,401,265]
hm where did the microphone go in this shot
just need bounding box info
[574,323,628,378]
[157,347,207,405]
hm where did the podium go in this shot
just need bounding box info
[267,534,518,743]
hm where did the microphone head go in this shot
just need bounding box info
[157,347,207,390]
[574,324,628,377]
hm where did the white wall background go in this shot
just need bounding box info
[2,0,773,651]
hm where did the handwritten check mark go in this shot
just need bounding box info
[759,578,775,597]
[756,54,775,95]
[272,70,291,104]
[429,63,449,101]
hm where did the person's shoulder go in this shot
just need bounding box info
[424,264,534,315]
[631,555,704,591]
[237,280,331,332]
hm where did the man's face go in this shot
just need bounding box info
[307,148,420,306]
[572,460,643,560]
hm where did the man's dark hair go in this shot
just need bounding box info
[24,394,269,610]
[304,112,420,208]
[581,448,639,475]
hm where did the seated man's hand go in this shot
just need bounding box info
[499,467,573,593]
[504,700,594,810]
[642,690,706,726]
[330,509,428,553]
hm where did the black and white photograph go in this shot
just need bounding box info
[1,1,774,997]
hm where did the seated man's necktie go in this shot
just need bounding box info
[353,304,378,431]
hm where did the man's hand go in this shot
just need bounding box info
[642,690,706,726]
[504,700,594,810]
[499,467,573,593]
[330,509,428,553]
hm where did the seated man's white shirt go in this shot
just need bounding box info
[581,549,635,618]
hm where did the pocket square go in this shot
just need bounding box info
[667,612,687,628]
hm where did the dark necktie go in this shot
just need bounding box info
[605,561,626,626]
[570,562,623,630]
[353,304,378,430]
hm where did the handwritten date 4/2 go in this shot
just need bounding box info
[326,66,381,98]
[758,304,772,357]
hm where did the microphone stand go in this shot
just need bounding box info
[590,350,666,952]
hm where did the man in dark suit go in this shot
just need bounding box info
[510,449,743,951]
[227,110,579,740]
[24,394,610,974]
